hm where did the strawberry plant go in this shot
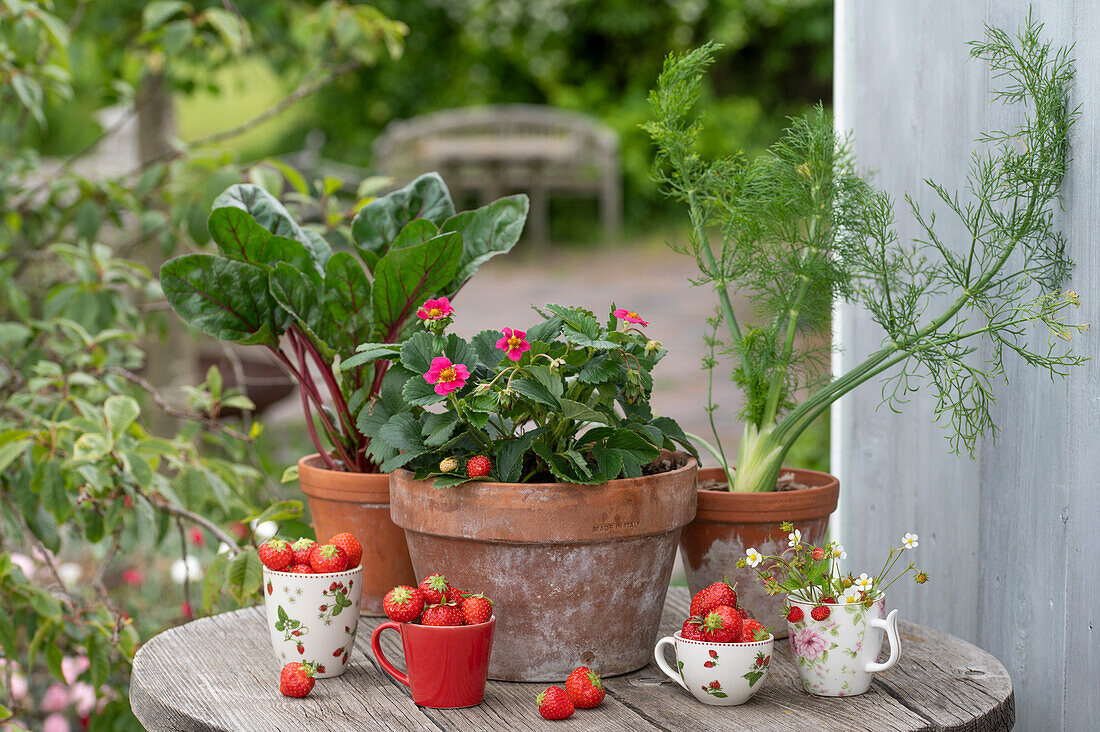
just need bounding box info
[357,303,695,486]
[161,175,529,473]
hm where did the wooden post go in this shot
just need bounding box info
[834,2,1100,729]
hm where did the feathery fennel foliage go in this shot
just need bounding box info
[645,18,1087,492]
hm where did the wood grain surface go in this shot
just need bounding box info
[130,588,1012,731]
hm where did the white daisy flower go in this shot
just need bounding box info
[787,529,802,547]
[171,556,203,584]
[902,532,919,550]
[832,543,847,560]
[745,548,763,568]
[841,586,863,604]
[854,573,874,591]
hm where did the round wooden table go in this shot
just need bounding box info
[130,587,1013,731]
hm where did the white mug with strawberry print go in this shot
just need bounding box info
[263,565,362,678]
[786,594,900,696]
[653,633,773,706]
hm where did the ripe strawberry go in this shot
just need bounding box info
[258,538,293,570]
[689,580,737,617]
[700,605,743,643]
[786,606,804,623]
[290,538,316,566]
[466,455,491,479]
[735,606,749,619]
[681,617,706,641]
[739,619,768,642]
[328,532,362,568]
[308,543,348,574]
[290,563,314,574]
[811,605,830,621]
[537,686,574,720]
[822,596,837,604]
[812,547,826,561]
[383,585,425,622]
[279,662,315,697]
[462,594,493,625]
[565,666,605,708]
[418,574,450,604]
[421,604,465,626]
[445,586,467,606]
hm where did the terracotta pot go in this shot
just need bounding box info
[297,454,416,616]
[678,466,839,640]
[389,456,698,681]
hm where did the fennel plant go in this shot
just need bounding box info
[645,18,1087,492]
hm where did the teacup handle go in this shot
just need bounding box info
[370,621,409,687]
[865,609,901,673]
[653,636,688,691]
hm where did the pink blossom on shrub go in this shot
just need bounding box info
[613,308,649,327]
[121,568,145,587]
[8,552,34,578]
[70,682,96,717]
[416,297,454,320]
[42,713,70,732]
[189,527,205,546]
[40,683,70,713]
[495,328,531,362]
[423,357,469,396]
[61,655,89,685]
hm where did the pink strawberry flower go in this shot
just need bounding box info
[613,308,649,327]
[417,297,454,320]
[424,356,470,395]
[495,327,532,362]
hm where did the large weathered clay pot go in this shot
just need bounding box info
[389,456,698,681]
[679,466,839,639]
[298,454,416,616]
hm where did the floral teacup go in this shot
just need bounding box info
[654,632,773,705]
[787,594,899,696]
[263,565,362,678]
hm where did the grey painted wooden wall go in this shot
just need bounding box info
[833,2,1099,730]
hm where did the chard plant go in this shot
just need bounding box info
[354,303,695,486]
[645,18,1087,492]
[162,174,528,473]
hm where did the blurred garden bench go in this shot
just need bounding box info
[373,104,622,247]
[129,587,1013,730]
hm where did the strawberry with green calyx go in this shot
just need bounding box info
[445,586,467,606]
[681,617,706,641]
[700,605,742,643]
[537,686,575,720]
[466,455,491,478]
[689,580,737,617]
[739,619,768,642]
[290,538,316,566]
[279,662,315,697]
[786,606,804,623]
[258,538,293,570]
[421,603,464,626]
[328,532,362,568]
[565,666,605,708]
[418,574,450,604]
[383,585,425,622]
[308,543,348,574]
[810,605,830,621]
[462,593,493,625]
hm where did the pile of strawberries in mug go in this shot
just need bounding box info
[382,573,495,626]
[681,580,770,643]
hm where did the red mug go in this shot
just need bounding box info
[370,618,495,708]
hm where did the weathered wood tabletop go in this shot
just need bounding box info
[130,587,1013,731]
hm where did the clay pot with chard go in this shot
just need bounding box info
[161,173,529,614]
[366,303,698,680]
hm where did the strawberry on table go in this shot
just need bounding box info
[279,662,315,698]
[383,585,425,622]
[418,574,450,604]
[461,593,493,625]
[739,618,768,642]
[308,543,348,574]
[328,532,362,568]
[421,604,465,626]
[290,538,316,566]
[700,605,743,643]
[565,666,605,708]
[258,538,293,571]
[537,686,575,720]
[690,580,737,617]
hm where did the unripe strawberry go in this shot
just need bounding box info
[439,457,459,472]
[812,547,825,561]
